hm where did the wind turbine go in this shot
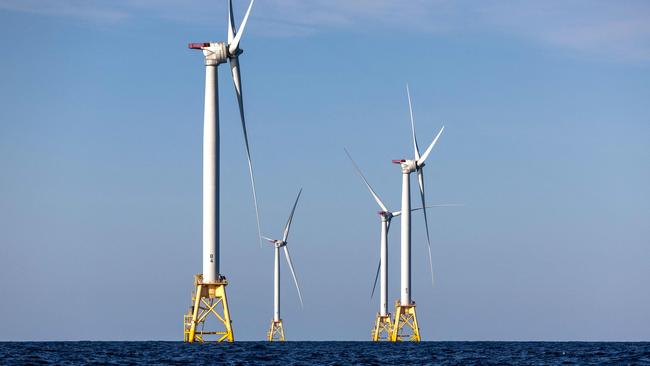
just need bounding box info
[345,149,457,341]
[262,189,304,341]
[390,85,445,342]
[183,0,260,343]
[344,149,395,341]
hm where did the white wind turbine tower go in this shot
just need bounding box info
[345,149,457,341]
[390,85,445,342]
[183,0,261,343]
[262,189,304,342]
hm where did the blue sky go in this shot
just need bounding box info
[0,0,648,341]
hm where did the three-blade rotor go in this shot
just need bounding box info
[406,84,445,286]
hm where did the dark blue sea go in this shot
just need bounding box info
[1,342,648,365]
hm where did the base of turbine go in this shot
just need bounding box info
[371,314,393,341]
[267,319,285,341]
[390,301,421,342]
[183,274,234,343]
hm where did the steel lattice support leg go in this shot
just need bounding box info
[390,302,421,342]
[371,314,393,341]
[267,320,285,341]
[184,274,234,343]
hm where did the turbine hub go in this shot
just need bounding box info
[228,46,243,58]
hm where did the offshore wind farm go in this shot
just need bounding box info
[1,0,649,363]
[179,0,458,344]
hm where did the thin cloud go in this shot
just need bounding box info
[0,0,128,22]
[1,0,649,62]
[477,0,650,62]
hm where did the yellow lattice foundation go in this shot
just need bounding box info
[390,302,420,342]
[267,320,285,341]
[183,274,234,343]
[371,314,393,341]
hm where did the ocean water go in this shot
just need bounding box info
[1,341,649,365]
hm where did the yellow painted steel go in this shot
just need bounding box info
[183,274,234,343]
[267,320,285,341]
[371,314,393,341]
[390,301,421,342]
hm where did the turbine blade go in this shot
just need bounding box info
[370,259,380,299]
[411,203,464,212]
[282,188,302,243]
[261,235,275,243]
[229,0,255,54]
[417,126,444,166]
[283,245,304,307]
[386,217,391,234]
[229,56,262,247]
[227,0,235,44]
[395,204,462,215]
[343,148,388,212]
[407,84,421,161]
[417,169,435,286]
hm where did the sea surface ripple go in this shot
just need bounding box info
[1,341,649,365]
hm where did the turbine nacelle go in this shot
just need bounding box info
[188,42,233,65]
[377,211,394,220]
[392,159,418,173]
